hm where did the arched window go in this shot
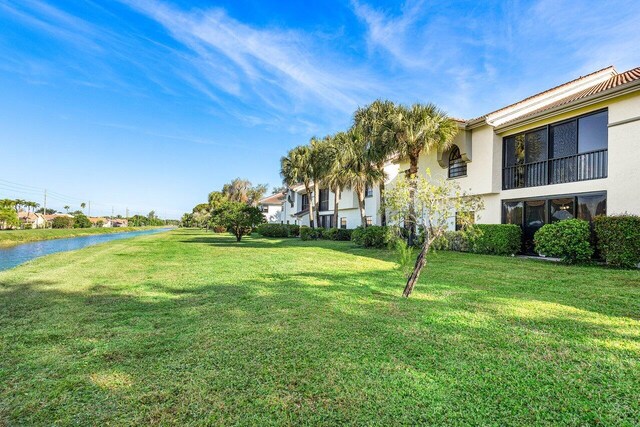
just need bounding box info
[448,146,467,178]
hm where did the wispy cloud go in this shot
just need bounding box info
[119,0,383,126]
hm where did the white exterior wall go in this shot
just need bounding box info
[262,204,282,223]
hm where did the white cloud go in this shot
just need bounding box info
[120,0,382,122]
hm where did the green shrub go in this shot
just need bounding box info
[394,239,416,279]
[471,224,521,256]
[324,227,353,241]
[351,226,395,248]
[433,231,471,252]
[256,223,300,238]
[299,226,323,241]
[51,216,74,229]
[73,213,92,229]
[287,224,300,237]
[534,219,593,263]
[594,215,640,268]
[23,223,33,230]
[257,223,291,238]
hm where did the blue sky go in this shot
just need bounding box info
[1,0,639,218]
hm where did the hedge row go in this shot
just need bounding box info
[594,215,640,268]
[434,224,521,256]
[299,226,354,241]
[260,217,640,268]
[256,223,300,238]
[351,226,395,248]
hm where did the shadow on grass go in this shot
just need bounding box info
[1,232,639,424]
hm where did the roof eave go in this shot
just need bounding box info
[495,79,640,134]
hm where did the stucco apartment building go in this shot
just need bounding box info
[279,66,640,250]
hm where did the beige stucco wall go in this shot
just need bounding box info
[284,91,640,229]
[496,91,640,216]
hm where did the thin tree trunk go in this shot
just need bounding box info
[305,184,315,229]
[403,240,430,297]
[313,182,321,228]
[357,190,367,227]
[378,180,386,227]
[407,155,419,246]
[333,187,340,228]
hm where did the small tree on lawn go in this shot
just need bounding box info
[385,171,484,297]
[215,201,265,242]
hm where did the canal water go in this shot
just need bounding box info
[0,228,172,272]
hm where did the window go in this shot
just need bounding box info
[503,201,523,226]
[320,215,333,229]
[261,205,269,213]
[365,185,373,198]
[502,191,606,254]
[503,109,608,189]
[549,198,575,223]
[340,218,347,229]
[578,111,608,153]
[365,216,373,226]
[301,194,309,211]
[319,189,329,211]
[448,146,467,178]
[577,193,606,222]
[455,211,474,231]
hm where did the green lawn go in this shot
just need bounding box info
[0,226,166,248]
[1,229,638,425]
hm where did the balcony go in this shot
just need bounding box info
[503,149,607,190]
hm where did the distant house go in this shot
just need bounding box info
[111,218,129,227]
[257,193,285,223]
[43,213,74,227]
[17,211,46,229]
[89,217,108,227]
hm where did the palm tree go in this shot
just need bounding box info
[14,199,25,213]
[80,202,86,214]
[308,136,335,227]
[342,127,384,227]
[354,100,397,226]
[280,145,315,228]
[324,132,350,228]
[64,205,70,214]
[385,103,459,244]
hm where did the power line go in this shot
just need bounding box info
[0,178,174,217]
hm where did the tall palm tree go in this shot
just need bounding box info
[385,103,459,244]
[342,127,384,227]
[64,205,70,214]
[322,133,350,228]
[354,99,397,226]
[309,136,332,227]
[280,145,315,228]
[80,202,86,214]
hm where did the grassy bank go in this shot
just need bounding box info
[0,226,167,248]
[0,229,638,425]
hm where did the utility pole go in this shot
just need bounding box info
[43,189,47,215]
[126,207,129,219]
[111,206,114,220]
[88,201,91,217]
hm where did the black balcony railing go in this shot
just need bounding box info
[503,149,607,190]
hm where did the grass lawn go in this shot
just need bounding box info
[1,229,638,425]
[0,226,166,248]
